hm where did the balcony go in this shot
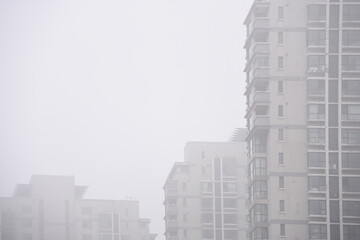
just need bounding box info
[165,189,178,197]
[253,68,269,78]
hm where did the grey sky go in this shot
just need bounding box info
[0,0,252,238]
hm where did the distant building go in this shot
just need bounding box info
[0,175,156,240]
[244,0,360,239]
[163,129,248,240]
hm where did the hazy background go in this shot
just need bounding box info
[0,0,252,238]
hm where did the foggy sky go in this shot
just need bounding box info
[0,0,252,238]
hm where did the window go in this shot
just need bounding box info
[201,151,205,159]
[99,214,111,230]
[344,225,360,240]
[224,214,237,224]
[343,5,360,21]
[202,230,214,239]
[182,182,186,190]
[183,198,187,207]
[342,56,360,71]
[252,228,268,240]
[223,182,237,193]
[250,158,267,180]
[278,153,284,165]
[278,56,284,69]
[343,30,360,46]
[280,224,286,236]
[252,134,267,154]
[279,176,284,189]
[280,200,285,212]
[201,213,213,224]
[278,81,283,93]
[278,32,284,44]
[183,213,187,222]
[308,152,326,168]
[201,182,213,192]
[308,128,325,144]
[278,129,284,141]
[202,167,206,175]
[21,206,32,214]
[278,105,284,117]
[222,158,237,177]
[342,153,360,168]
[309,200,326,215]
[83,235,92,240]
[22,219,32,227]
[168,214,177,221]
[342,105,360,120]
[250,180,267,200]
[308,55,325,72]
[254,56,269,68]
[308,5,326,21]
[308,104,325,120]
[169,229,178,237]
[22,234,32,240]
[343,201,360,217]
[201,198,213,210]
[307,80,325,95]
[342,80,360,96]
[343,177,360,192]
[250,204,268,225]
[223,198,237,208]
[308,30,326,46]
[224,230,238,240]
[309,224,327,239]
[342,129,360,145]
[278,6,284,19]
[183,229,187,238]
[308,176,326,191]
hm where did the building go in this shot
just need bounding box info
[0,175,157,240]
[244,0,360,239]
[163,130,248,240]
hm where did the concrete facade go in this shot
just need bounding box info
[163,130,248,240]
[0,175,156,240]
[244,0,360,239]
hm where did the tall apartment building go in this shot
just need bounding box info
[163,130,248,240]
[244,0,360,239]
[0,175,156,240]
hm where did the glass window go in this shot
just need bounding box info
[278,80,283,93]
[342,56,360,71]
[309,200,326,215]
[308,5,326,21]
[201,213,213,224]
[278,6,284,19]
[280,200,285,212]
[278,129,284,141]
[342,129,360,144]
[252,134,267,154]
[224,214,237,224]
[254,56,269,68]
[250,158,267,180]
[343,30,360,46]
[279,176,284,188]
[343,177,360,192]
[250,180,267,200]
[343,201,360,217]
[308,176,326,191]
[222,158,237,177]
[252,227,268,240]
[201,198,213,210]
[308,128,325,144]
[308,30,326,46]
[278,56,284,69]
[279,152,284,165]
[342,153,360,168]
[250,204,268,225]
[309,224,327,239]
[202,230,213,239]
[278,105,284,117]
[308,55,326,72]
[223,182,237,193]
[342,104,360,120]
[83,220,92,229]
[308,104,325,120]
[280,224,285,236]
[308,152,326,168]
[343,5,360,21]
[344,225,360,240]
[278,32,284,44]
[342,80,360,96]
[307,80,325,95]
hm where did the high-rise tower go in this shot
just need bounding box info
[244,0,360,239]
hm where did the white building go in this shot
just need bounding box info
[244,0,360,239]
[0,175,156,240]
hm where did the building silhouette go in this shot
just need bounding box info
[163,129,248,240]
[0,175,156,240]
[244,0,360,239]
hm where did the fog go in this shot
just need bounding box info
[0,0,252,238]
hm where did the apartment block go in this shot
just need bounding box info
[244,0,360,239]
[163,129,248,240]
[0,175,156,240]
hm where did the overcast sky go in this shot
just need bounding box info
[0,0,252,238]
